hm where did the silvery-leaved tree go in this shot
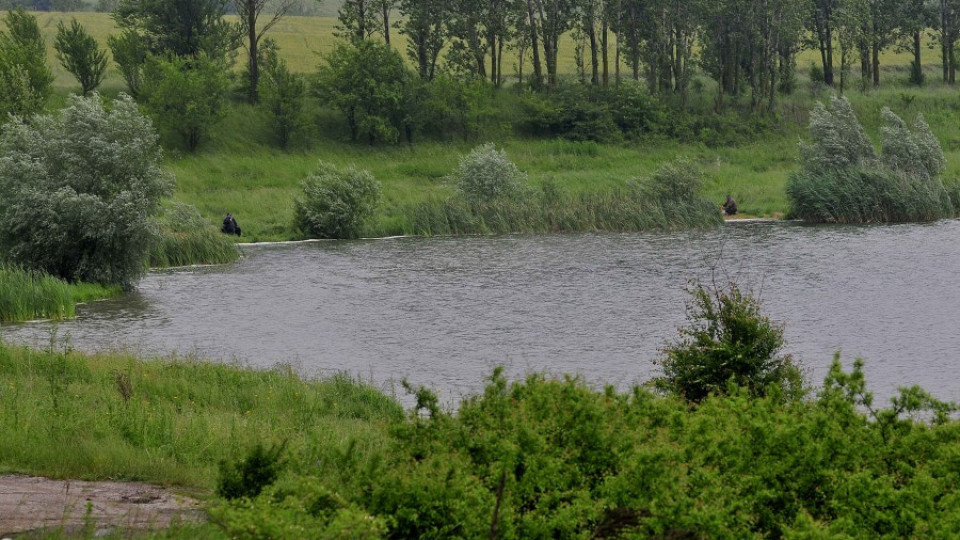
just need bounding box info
[0,94,174,288]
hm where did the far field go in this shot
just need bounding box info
[27,12,960,241]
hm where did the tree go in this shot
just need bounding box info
[113,0,239,59]
[107,29,146,97]
[259,39,305,148]
[0,9,53,118]
[141,53,229,151]
[0,93,173,287]
[54,19,108,96]
[655,281,804,403]
[234,0,301,104]
[397,0,449,80]
[808,0,841,86]
[334,0,381,43]
[935,0,960,83]
[317,41,412,144]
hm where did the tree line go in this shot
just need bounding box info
[3,0,960,152]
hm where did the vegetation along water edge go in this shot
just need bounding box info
[1,281,959,537]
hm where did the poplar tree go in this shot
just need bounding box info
[234,0,301,103]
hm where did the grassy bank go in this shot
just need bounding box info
[2,342,960,537]
[0,341,401,488]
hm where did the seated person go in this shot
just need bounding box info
[722,195,738,216]
[222,213,241,236]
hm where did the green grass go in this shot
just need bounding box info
[0,266,74,323]
[0,267,120,323]
[0,341,402,489]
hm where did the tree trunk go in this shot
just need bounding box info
[246,9,259,104]
[588,19,598,85]
[382,3,390,45]
[913,30,922,84]
[601,20,608,87]
[525,0,543,88]
[872,39,880,88]
[824,13,834,86]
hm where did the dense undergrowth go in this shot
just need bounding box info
[2,338,960,538]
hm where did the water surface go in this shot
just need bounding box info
[4,220,959,405]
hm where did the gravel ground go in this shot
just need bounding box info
[0,475,204,538]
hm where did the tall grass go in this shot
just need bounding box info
[0,266,74,322]
[0,341,402,488]
[149,202,240,268]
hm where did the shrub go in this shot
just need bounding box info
[788,97,956,223]
[448,143,528,205]
[217,442,287,500]
[293,162,382,239]
[0,93,173,288]
[654,281,804,403]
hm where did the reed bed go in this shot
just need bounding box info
[0,266,74,323]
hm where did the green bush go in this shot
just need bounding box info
[788,97,957,223]
[654,281,805,403]
[217,443,287,501]
[448,143,528,205]
[293,162,382,239]
[0,93,173,288]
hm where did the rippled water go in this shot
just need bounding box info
[3,220,959,405]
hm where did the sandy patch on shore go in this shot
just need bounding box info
[0,475,204,537]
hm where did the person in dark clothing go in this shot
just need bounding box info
[222,213,241,236]
[722,195,738,216]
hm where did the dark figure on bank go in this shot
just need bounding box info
[222,213,241,236]
[722,195,738,216]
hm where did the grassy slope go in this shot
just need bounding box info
[26,12,960,242]
[0,341,401,489]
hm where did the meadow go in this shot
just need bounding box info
[25,12,960,241]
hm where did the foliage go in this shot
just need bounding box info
[54,18,108,96]
[258,39,306,149]
[316,40,412,144]
[447,143,527,204]
[141,53,229,152]
[0,93,173,287]
[217,442,287,500]
[293,161,382,239]
[655,281,804,403]
[149,201,239,268]
[0,9,53,119]
[107,29,146,98]
[409,159,722,236]
[788,97,956,223]
[113,0,239,59]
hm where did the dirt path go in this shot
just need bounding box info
[0,475,205,538]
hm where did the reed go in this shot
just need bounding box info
[0,266,74,323]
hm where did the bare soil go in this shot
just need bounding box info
[0,475,205,538]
